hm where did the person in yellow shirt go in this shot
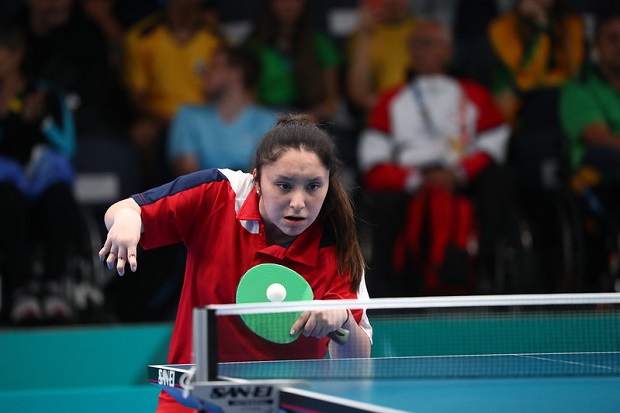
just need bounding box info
[346,0,417,112]
[488,0,585,123]
[122,0,225,188]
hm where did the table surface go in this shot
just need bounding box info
[148,352,620,413]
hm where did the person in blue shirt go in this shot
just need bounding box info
[167,46,277,176]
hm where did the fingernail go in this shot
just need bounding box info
[290,329,296,336]
[99,256,103,262]
[131,266,136,272]
[107,263,113,269]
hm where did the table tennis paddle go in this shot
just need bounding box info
[236,263,349,345]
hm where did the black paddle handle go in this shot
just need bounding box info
[328,327,350,345]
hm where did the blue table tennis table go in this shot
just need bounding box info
[149,352,620,413]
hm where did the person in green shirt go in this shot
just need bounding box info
[244,0,342,121]
[560,11,620,185]
[559,10,620,292]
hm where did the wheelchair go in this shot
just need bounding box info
[356,174,535,298]
[505,88,587,294]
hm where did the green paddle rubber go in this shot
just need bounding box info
[236,263,351,345]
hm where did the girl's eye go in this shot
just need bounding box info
[307,183,320,191]
[277,183,291,190]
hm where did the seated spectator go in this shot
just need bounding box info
[358,20,513,295]
[244,0,342,121]
[0,23,82,325]
[486,0,586,293]
[121,0,225,188]
[561,12,620,181]
[167,46,277,176]
[17,0,123,138]
[488,0,585,123]
[346,0,417,113]
[560,10,620,291]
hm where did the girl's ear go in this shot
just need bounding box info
[252,169,260,194]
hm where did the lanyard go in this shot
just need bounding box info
[410,80,471,151]
[411,82,439,138]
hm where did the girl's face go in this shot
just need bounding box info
[256,148,329,244]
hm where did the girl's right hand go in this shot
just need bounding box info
[98,208,142,276]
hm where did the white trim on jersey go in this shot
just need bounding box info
[219,168,259,234]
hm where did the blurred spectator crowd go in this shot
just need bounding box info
[1,0,619,326]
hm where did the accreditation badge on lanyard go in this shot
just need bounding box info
[411,80,471,166]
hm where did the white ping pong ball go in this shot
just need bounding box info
[266,283,287,303]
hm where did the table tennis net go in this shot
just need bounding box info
[205,293,620,380]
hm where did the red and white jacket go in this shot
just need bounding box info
[358,75,509,192]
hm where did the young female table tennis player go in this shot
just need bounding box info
[99,114,372,412]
